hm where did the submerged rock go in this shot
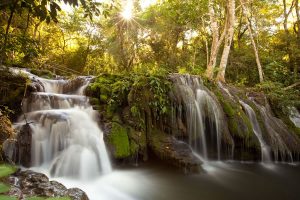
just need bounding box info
[5,170,89,200]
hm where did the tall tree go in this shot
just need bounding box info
[205,0,225,79]
[217,0,235,82]
[240,0,264,83]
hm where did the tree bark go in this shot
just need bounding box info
[217,0,235,82]
[283,0,296,77]
[240,0,264,82]
[205,0,226,79]
[1,5,16,63]
[295,0,300,80]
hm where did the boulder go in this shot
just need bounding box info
[6,170,89,200]
[149,129,202,173]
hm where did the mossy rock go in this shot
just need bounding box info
[215,90,260,151]
[130,140,139,155]
[30,69,55,79]
[0,68,29,120]
[89,98,100,106]
[108,122,131,159]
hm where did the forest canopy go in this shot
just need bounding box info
[0,0,299,86]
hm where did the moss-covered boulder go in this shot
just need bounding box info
[215,87,261,160]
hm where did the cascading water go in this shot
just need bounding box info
[250,99,295,163]
[239,100,272,163]
[170,74,224,161]
[14,69,112,179]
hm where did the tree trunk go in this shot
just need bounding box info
[217,0,235,82]
[283,0,296,77]
[295,0,300,80]
[240,0,264,82]
[205,0,226,79]
[1,6,15,63]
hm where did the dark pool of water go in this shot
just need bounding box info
[53,161,300,200]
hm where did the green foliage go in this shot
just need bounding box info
[256,81,300,112]
[88,72,171,123]
[30,69,54,79]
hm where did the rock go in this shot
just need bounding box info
[2,139,18,163]
[0,114,15,144]
[149,129,202,173]
[16,124,32,167]
[6,170,89,200]
[63,77,89,94]
[67,188,89,200]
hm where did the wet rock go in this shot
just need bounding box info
[2,139,18,163]
[16,124,32,167]
[6,170,89,200]
[149,129,202,173]
[63,77,90,94]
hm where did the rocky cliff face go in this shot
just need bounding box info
[87,73,300,167]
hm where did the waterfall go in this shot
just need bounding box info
[239,100,272,163]
[170,74,223,161]
[14,69,112,179]
[251,99,294,163]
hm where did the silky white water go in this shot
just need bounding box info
[14,69,112,180]
[170,75,224,161]
[239,100,272,163]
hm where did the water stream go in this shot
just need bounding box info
[9,70,300,200]
[239,100,272,163]
[14,69,112,179]
[170,74,224,161]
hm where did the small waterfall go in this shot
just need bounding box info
[14,69,112,179]
[239,100,272,163]
[170,74,223,161]
[251,99,294,163]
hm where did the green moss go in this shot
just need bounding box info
[112,114,121,123]
[30,69,54,79]
[130,140,139,155]
[222,100,235,117]
[128,127,147,149]
[100,94,108,103]
[89,98,100,106]
[109,122,130,159]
